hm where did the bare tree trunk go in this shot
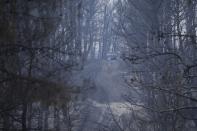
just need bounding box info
[22,102,27,131]
[27,104,32,131]
[54,107,60,131]
[44,107,49,131]
[38,107,43,131]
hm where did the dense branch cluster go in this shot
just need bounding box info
[115,0,197,130]
[1,0,197,131]
[0,0,118,130]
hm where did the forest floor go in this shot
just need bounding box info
[73,59,132,131]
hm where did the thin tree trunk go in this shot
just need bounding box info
[22,103,27,131]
